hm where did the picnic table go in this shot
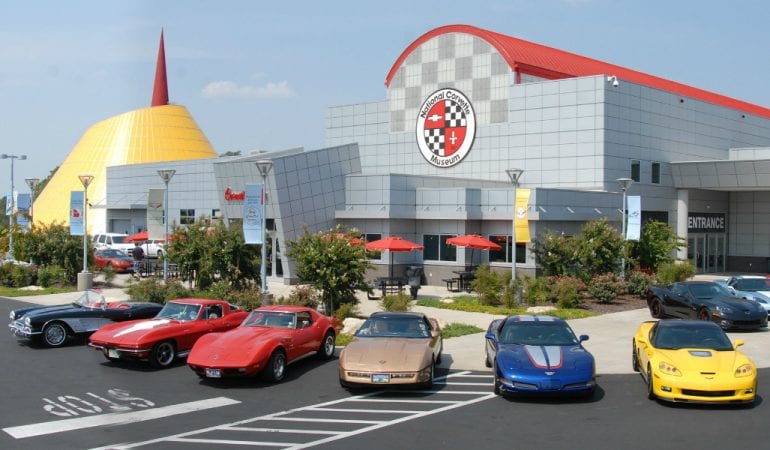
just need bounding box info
[367,276,406,299]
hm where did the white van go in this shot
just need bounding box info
[93,233,134,254]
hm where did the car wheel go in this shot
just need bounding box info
[149,340,176,368]
[263,349,287,382]
[421,360,435,389]
[42,322,69,347]
[697,308,711,321]
[492,361,501,396]
[632,340,639,372]
[435,342,443,365]
[106,262,113,269]
[317,331,335,359]
[646,365,656,400]
[650,297,664,318]
[157,250,163,258]
[484,349,492,368]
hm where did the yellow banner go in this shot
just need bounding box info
[514,188,531,243]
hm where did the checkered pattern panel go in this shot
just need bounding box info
[423,128,445,155]
[445,101,466,127]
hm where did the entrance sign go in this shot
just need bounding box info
[416,88,476,168]
[688,213,725,233]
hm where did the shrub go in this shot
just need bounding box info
[626,271,656,298]
[126,278,191,304]
[656,263,696,284]
[38,265,68,288]
[11,264,37,287]
[226,289,262,311]
[101,266,117,287]
[554,277,582,309]
[470,265,507,306]
[281,285,321,309]
[503,276,523,308]
[334,302,361,321]
[523,276,551,306]
[588,273,622,304]
[381,293,411,311]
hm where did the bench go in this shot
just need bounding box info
[442,278,460,292]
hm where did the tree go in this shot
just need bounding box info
[13,222,89,283]
[530,232,580,276]
[576,219,624,280]
[286,226,371,313]
[629,220,684,271]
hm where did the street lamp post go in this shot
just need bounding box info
[157,169,176,281]
[2,154,27,260]
[505,169,524,284]
[255,160,273,302]
[616,177,634,279]
[77,174,94,291]
[25,178,39,224]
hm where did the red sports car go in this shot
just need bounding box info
[94,249,134,273]
[89,298,248,368]
[187,305,337,382]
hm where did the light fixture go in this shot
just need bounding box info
[2,153,27,260]
[255,160,273,300]
[616,177,634,279]
[607,75,619,87]
[505,168,524,286]
[77,174,94,290]
[157,169,176,280]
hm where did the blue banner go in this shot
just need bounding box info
[70,191,84,236]
[5,191,11,216]
[243,183,263,244]
[16,193,30,230]
[626,195,641,241]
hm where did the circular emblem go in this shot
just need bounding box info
[516,206,527,220]
[416,88,476,168]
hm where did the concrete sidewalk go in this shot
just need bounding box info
[7,274,770,375]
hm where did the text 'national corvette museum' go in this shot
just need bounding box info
[66,24,770,286]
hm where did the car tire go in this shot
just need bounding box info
[149,340,176,369]
[421,360,435,389]
[650,297,664,318]
[646,365,656,400]
[106,262,113,269]
[632,340,639,372]
[435,342,443,365]
[42,322,69,347]
[484,349,492,368]
[263,349,287,382]
[317,331,335,359]
[157,250,163,258]
[492,361,501,396]
[697,308,711,321]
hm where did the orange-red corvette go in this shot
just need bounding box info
[187,305,337,382]
[89,299,247,368]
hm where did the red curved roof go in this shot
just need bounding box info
[385,24,770,120]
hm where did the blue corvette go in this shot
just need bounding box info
[485,315,596,396]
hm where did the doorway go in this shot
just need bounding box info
[688,233,725,273]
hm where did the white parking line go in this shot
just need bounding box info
[4,397,240,439]
[225,427,339,435]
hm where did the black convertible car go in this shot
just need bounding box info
[8,290,163,347]
[646,281,768,330]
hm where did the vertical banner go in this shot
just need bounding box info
[626,195,641,241]
[5,191,12,216]
[514,188,531,243]
[147,188,165,240]
[15,193,31,230]
[243,183,263,244]
[70,191,84,236]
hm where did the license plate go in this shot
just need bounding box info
[371,373,390,383]
[206,368,222,378]
[107,349,120,358]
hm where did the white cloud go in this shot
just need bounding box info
[201,80,295,99]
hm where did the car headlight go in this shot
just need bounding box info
[715,305,733,315]
[24,316,31,325]
[9,311,15,320]
[735,364,754,378]
[658,361,682,376]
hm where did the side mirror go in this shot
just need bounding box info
[579,335,589,342]
[301,320,310,329]
[431,329,440,338]
[734,339,745,349]
[485,332,497,341]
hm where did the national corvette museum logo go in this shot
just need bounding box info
[416,88,476,168]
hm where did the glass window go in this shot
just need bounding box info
[364,233,382,259]
[488,235,525,263]
[423,234,457,262]
[631,160,640,182]
[180,209,195,225]
[651,162,660,184]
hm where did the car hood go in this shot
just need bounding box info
[656,348,744,373]
[497,344,594,373]
[189,327,281,364]
[13,304,92,321]
[341,337,432,371]
[90,318,181,344]
[708,296,766,314]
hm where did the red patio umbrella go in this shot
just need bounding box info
[445,234,501,267]
[124,230,149,242]
[365,236,424,278]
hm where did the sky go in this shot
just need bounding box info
[1,0,769,184]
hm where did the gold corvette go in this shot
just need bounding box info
[633,320,756,404]
[338,312,442,388]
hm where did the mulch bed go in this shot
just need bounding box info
[580,294,648,315]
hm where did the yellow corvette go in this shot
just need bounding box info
[632,320,756,404]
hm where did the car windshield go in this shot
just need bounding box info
[74,290,107,309]
[156,302,201,321]
[355,317,430,338]
[100,249,128,258]
[688,283,731,299]
[735,279,770,292]
[243,311,296,328]
[653,325,733,351]
[499,322,578,346]
[111,236,127,244]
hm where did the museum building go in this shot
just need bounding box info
[102,24,770,285]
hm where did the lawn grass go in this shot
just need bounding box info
[416,297,595,320]
[335,333,354,347]
[442,322,484,338]
[0,286,75,297]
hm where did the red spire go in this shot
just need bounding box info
[151,29,169,106]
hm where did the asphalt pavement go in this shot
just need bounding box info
[10,273,770,375]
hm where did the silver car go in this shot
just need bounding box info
[720,275,770,318]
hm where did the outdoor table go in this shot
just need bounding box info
[452,270,476,292]
[375,276,406,296]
